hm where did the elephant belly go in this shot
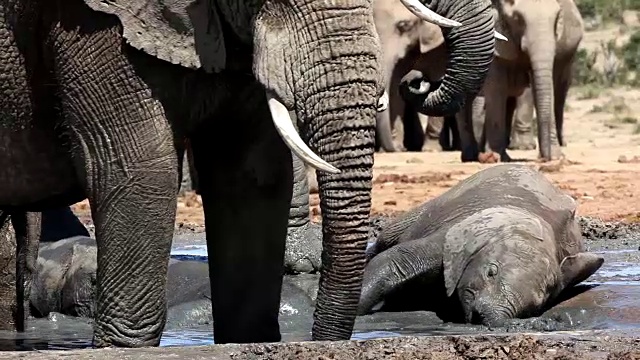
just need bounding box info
[0,129,79,206]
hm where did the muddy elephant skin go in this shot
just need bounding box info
[30,237,316,331]
[359,164,603,326]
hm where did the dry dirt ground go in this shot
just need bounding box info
[2,332,640,359]
[70,83,640,228]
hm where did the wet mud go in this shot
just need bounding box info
[0,216,638,354]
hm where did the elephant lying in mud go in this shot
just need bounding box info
[0,0,498,346]
[358,164,604,326]
[29,236,317,332]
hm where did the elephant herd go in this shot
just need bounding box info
[376,0,584,163]
[0,0,580,350]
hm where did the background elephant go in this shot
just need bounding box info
[373,0,496,153]
[478,0,583,161]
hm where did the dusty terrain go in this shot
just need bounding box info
[71,83,640,228]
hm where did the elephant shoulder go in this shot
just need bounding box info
[84,0,226,72]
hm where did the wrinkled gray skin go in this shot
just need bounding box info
[1,0,390,346]
[30,236,315,331]
[0,0,496,345]
[0,211,41,332]
[359,164,604,326]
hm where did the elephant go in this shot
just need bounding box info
[474,0,583,161]
[0,0,497,347]
[508,86,537,151]
[373,0,500,153]
[30,236,316,332]
[358,164,604,326]
[452,87,536,162]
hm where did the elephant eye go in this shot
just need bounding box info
[395,20,415,34]
[486,263,499,278]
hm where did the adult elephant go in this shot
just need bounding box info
[373,0,500,153]
[0,0,497,348]
[478,0,583,161]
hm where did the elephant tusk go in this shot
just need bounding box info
[399,0,461,28]
[266,93,341,174]
[494,31,508,41]
[377,91,389,112]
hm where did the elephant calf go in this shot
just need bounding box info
[359,164,603,325]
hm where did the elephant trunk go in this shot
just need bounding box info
[415,0,495,116]
[527,38,556,160]
[293,11,379,341]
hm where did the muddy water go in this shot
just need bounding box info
[0,221,639,351]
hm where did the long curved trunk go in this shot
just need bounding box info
[527,36,556,160]
[414,0,496,116]
[292,8,378,341]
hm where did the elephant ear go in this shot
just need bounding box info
[492,8,519,61]
[443,206,547,297]
[556,253,603,295]
[418,22,444,54]
[84,0,226,72]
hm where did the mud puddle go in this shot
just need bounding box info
[1,234,639,351]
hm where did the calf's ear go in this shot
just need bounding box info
[558,253,603,291]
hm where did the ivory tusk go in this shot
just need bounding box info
[399,0,461,28]
[267,94,341,174]
[495,31,508,41]
[377,91,389,112]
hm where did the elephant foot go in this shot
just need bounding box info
[285,223,322,274]
[460,150,480,163]
[422,138,442,152]
[538,146,564,162]
[508,132,536,151]
[478,151,500,163]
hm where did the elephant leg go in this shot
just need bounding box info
[11,212,41,332]
[439,116,453,151]
[448,116,461,151]
[456,96,480,162]
[0,212,17,331]
[285,154,322,274]
[504,96,516,148]
[484,65,511,162]
[191,81,292,344]
[554,67,571,148]
[402,101,425,152]
[471,95,486,149]
[51,9,179,346]
[509,87,536,150]
[423,115,442,151]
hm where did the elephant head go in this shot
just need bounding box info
[392,0,502,118]
[81,0,494,341]
[492,0,583,160]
